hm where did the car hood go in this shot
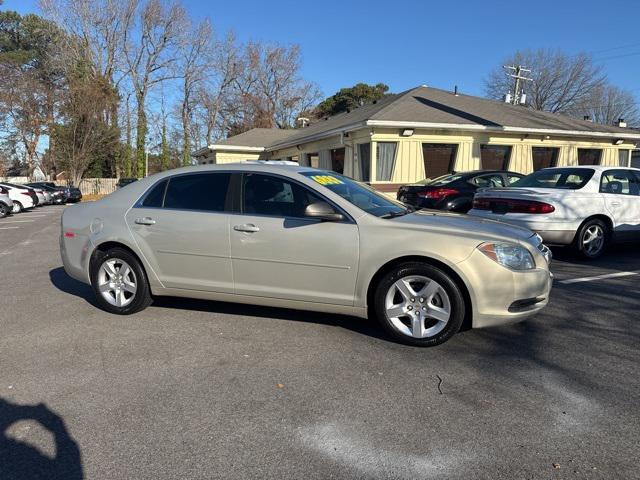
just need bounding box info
[390,209,535,242]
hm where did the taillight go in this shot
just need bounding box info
[418,188,459,199]
[0,187,6,194]
[21,191,31,196]
[473,198,555,214]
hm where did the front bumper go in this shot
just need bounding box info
[457,248,553,329]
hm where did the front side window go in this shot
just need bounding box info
[532,147,559,171]
[301,171,407,218]
[507,174,523,185]
[376,142,397,181]
[600,170,640,196]
[577,148,602,166]
[163,173,231,211]
[480,145,512,170]
[512,168,595,190]
[242,173,323,218]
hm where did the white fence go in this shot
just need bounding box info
[1,177,119,195]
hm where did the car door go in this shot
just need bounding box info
[599,169,640,239]
[230,172,359,306]
[125,172,234,293]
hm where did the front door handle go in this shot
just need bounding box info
[233,223,260,233]
[610,202,621,207]
[135,217,156,225]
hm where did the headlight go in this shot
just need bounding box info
[478,242,535,270]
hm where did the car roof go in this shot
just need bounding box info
[540,165,640,172]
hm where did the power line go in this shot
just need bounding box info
[503,65,532,105]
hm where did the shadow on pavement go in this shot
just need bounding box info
[48,267,391,343]
[0,398,83,480]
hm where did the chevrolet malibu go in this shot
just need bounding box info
[60,164,552,346]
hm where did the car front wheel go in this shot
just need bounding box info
[90,247,152,314]
[373,263,465,346]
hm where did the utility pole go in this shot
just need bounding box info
[503,65,532,105]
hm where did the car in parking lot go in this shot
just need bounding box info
[469,166,640,259]
[61,164,552,347]
[0,185,13,218]
[26,182,67,204]
[0,183,36,213]
[397,170,524,212]
[116,177,138,189]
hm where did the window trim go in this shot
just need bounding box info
[577,148,603,166]
[238,172,355,224]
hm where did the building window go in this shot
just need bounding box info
[532,147,559,171]
[376,142,397,181]
[577,148,602,166]
[480,145,512,170]
[331,148,345,174]
[618,150,630,167]
[421,143,457,180]
[358,143,371,182]
[632,150,640,169]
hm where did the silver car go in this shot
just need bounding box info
[0,186,13,218]
[60,164,552,346]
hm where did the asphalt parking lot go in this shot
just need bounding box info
[1,206,638,480]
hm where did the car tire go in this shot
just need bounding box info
[0,202,9,218]
[90,247,153,315]
[373,262,465,347]
[574,218,608,260]
[11,201,23,214]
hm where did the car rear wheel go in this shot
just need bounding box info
[90,247,152,314]
[11,201,23,214]
[575,219,608,259]
[0,202,9,218]
[373,263,465,346]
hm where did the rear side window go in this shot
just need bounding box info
[600,170,640,196]
[142,180,167,207]
[469,174,504,188]
[512,168,594,189]
[164,173,231,212]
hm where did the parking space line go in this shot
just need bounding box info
[0,226,20,230]
[559,271,639,285]
[0,220,35,223]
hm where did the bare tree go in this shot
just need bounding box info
[485,49,606,113]
[196,31,243,144]
[178,18,212,166]
[570,84,640,127]
[123,0,186,176]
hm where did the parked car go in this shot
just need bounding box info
[30,186,47,205]
[61,164,552,347]
[66,185,82,203]
[0,183,36,213]
[397,170,524,212]
[469,166,640,259]
[117,177,138,189]
[26,183,67,204]
[0,185,13,218]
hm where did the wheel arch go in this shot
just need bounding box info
[366,255,473,331]
[574,214,614,241]
[90,240,151,283]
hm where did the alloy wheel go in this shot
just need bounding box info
[582,225,604,257]
[384,275,451,339]
[97,258,137,307]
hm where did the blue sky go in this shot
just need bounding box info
[7,0,640,100]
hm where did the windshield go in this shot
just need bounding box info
[512,168,594,190]
[300,171,409,218]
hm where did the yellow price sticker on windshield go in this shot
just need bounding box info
[310,175,344,185]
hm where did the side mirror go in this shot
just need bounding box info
[304,201,344,222]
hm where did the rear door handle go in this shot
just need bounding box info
[233,223,260,233]
[135,217,156,225]
[610,202,621,207]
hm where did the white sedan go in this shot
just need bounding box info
[469,166,640,259]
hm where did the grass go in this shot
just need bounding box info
[81,193,107,202]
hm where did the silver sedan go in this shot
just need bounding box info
[60,164,552,346]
